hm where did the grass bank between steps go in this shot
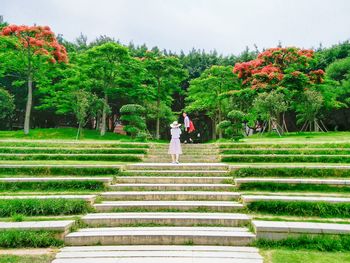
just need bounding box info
[261,249,350,263]
[0,229,63,248]
[232,168,350,178]
[248,200,350,218]
[222,155,350,163]
[0,167,120,176]
[0,255,54,263]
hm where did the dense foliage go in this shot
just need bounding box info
[0,21,349,139]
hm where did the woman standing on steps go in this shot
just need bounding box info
[168,121,182,164]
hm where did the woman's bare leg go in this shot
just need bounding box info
[171,154,176,163]
[175,154,179,163]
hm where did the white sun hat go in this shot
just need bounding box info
[170,121,181,128]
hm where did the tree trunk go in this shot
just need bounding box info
[218,108,223,139]
[212,119,217,140]
[100,93,108,136]
[76,122,82,140]
[155,79,161,140]
[24,74,33,135]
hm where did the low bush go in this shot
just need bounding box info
[232,168,350,178]
[0,230,63,248]
[255,234,350,251]
[247,200,350,217]
[0,167,120,176]
[0,154,141,162]
[0,181,106,192]
[0,199,92,217]
[222,155,350,163]
[221,149,350,155]
[238,182,350,193]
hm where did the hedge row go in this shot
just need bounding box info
[0,167,120,176]
[255,234,350,251]
[0,181,106,192]
[232,168,350,178]
[0,154,142,162]
[219,143,350,149]
[221,149,350,155]
[238,182,350,193]
[247,200,350,217]
[0,142,149,148]
[0,198,92,216]
[0,230,64,248]
[0,148,147,154]
[222,155,350,163]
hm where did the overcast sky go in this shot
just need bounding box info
[2,0,350,55]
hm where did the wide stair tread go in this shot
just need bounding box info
[117,176,229,184]
[111,183,233,191]
[53,245,263,263]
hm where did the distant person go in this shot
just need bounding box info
[168,121,182,164]
[183,112,194,143]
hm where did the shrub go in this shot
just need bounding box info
[120,104,147,139]
[232,168,350,178]
[255,234,350,251]
[0,230,63,248]
[247,200,350,217]
[0,181,106,192]
[0,199,92,217]
[218,110,245,141]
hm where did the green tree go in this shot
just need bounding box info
[144,53,187,139]
[218,110,245,141]
[0,87,15,121]
[186,65,240,139]
[0,25,68,134]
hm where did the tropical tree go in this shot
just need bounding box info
[187,65,240,139]
[0,24,68,134]
[144,52,187,139]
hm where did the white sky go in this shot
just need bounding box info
[1,0,350,55]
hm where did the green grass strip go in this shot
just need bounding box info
[0,167,120,176]
[0,142,149,148]
[0,148,147,154]
[222,155,350,163]
[255,234,350,252]
[239,182,350,193]
[0,154,141,162]
[248,200,350,218]
[0,199,92,217]
[221,149,350,155]
[0,181,105,192]
[232,168,350,178]
[220,143,350,149]
[0,229,64,248]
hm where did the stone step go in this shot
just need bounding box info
[53,245,263,263]
[0,220,74,238]
[252,220,350,240]
[116,176,229,184]
[101,191,240,201]
[126,163,229,171]
[235,178,350,186]
[241,195,350,204]
[143,159,220,163]
[64,226,255,246]
[0,195,97,204]
[83,212,250,227]
[150,144,218,148]
[0,177,112,185]
[94,201,243,212]
[123,170,230,176]
[110,183,233,191]
[146,155,219,159]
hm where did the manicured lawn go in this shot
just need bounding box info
[261,249,350,263]
[0,255,54,263]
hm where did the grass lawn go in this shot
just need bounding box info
[217,131,350,144]
[0,255,54,263]
[261,249,350,263]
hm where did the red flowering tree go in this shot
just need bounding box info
[0,25,68,134]
[233,47,325,91]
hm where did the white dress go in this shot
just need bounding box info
[168,127,182,154]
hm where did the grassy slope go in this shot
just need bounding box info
[262,249,350,263]
[0,255,54,263]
